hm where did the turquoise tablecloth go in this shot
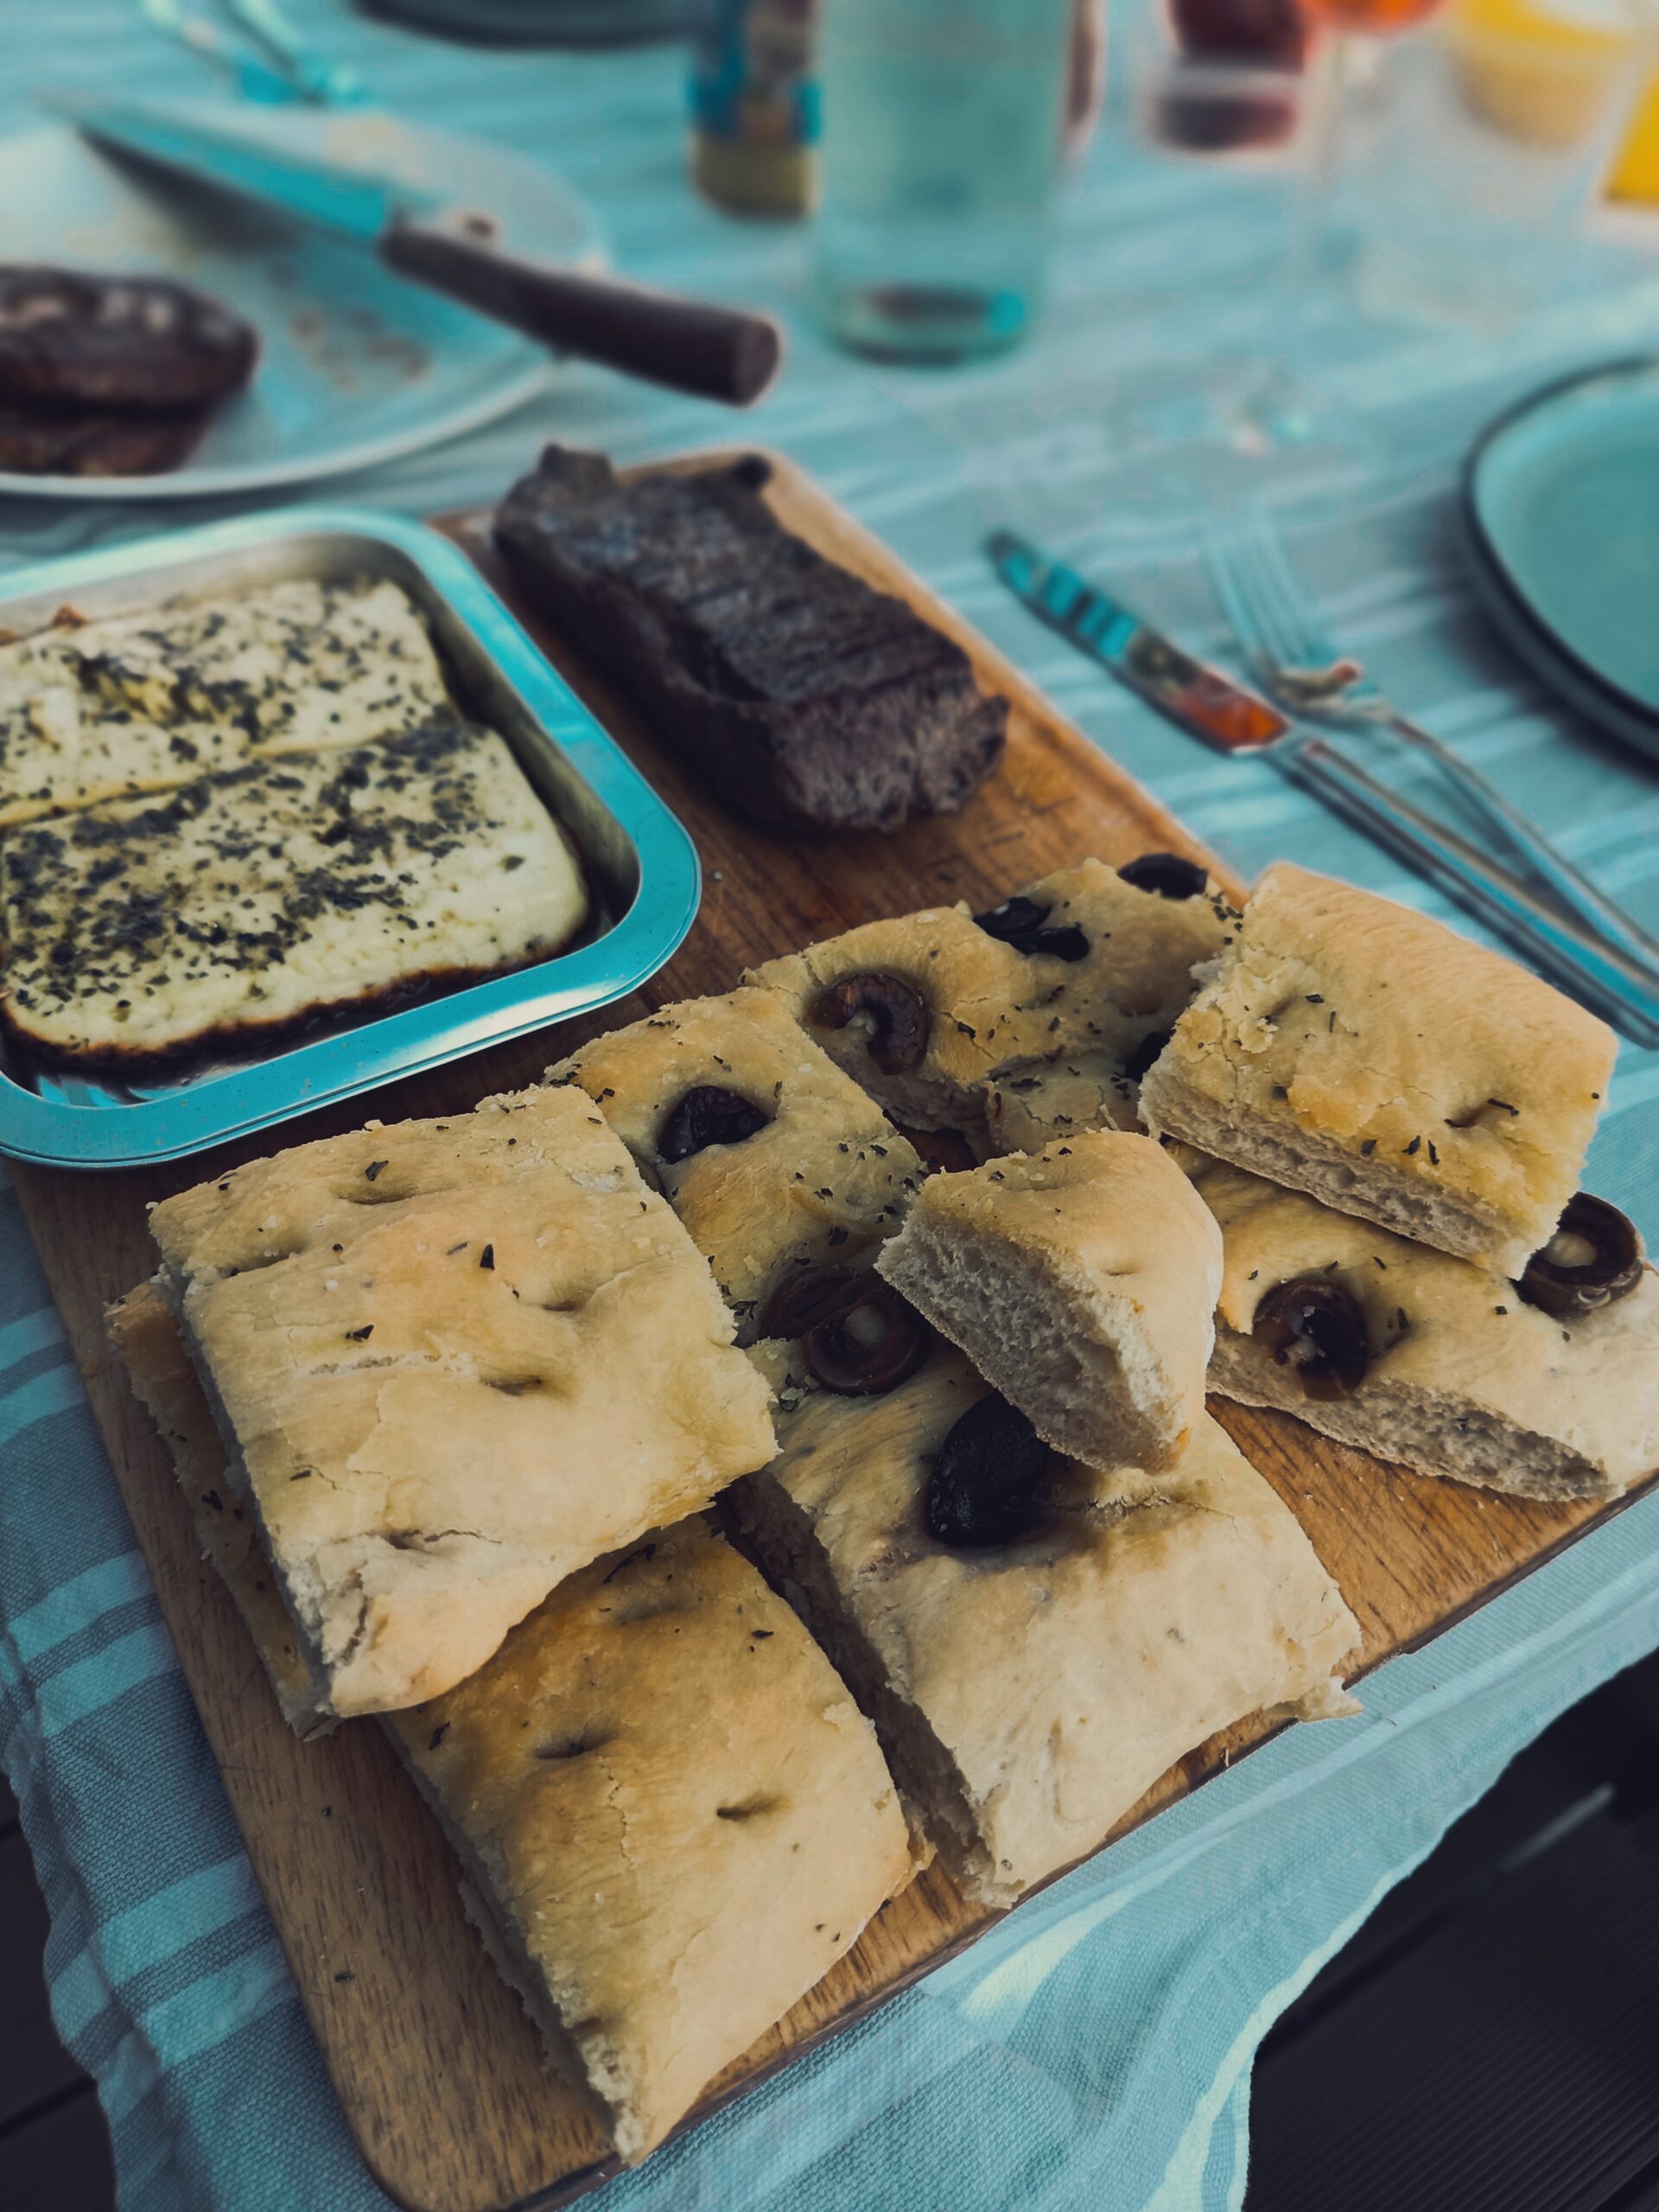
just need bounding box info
[4,9,1659,2209]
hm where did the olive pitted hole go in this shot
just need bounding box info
[1122,1027,1173,1084]
[536,1726,613,1763]
[1517,1193,1643,1318]
[1117,852,1208,900]
[811,971,929,1075]
[1253,1278,1370,1400]
[658,1084,770,1166]
[972,895,1090,963]
[759,1263,931,1395]
[925,1392,1052,1549]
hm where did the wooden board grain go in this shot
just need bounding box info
[10,454,1652,2212]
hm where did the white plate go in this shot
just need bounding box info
[0,106,605,500]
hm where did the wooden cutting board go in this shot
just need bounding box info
[11,454,1653,2212]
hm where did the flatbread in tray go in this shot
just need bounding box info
[0,575,453,826]
[0,720,587,1067]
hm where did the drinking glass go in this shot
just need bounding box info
[811,0,1075,363]
[1108,15,1368,523]
[1350,0,1654,330]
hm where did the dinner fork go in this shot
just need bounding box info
[1206,520,1659,980]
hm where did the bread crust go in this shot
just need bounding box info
[1195,1156,1659,1499]
[738,1345,1358,1908]
[147,1085,777,1717]
[876,1131,1223,1471]
[108,1280,328,1733]
[549,985,923,1334]
[385,1519,909,2162]
[1139,863,1616,1273]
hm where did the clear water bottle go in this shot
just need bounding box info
[811,0,1075,362]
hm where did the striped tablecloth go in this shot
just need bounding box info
[3,8,1659,2209]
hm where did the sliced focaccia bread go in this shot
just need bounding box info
[984,1048,1141,1155]
[0,721,586,1067]
[1139,863,1616,1274]
[0,575,453,825]
[107,1291,907,2162]
[145,1086,776,1720]
[109,1279,326,1735]
[736,1344,1357,1910]
[747,852,1237,1145]
[385,1519,910,2164]
[876,1132,1223,1471]
[548,985,923,1338]
[1195,1158,1659,1501]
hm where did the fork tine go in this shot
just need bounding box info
[1254,524,1336,670]
[1202,528,1270,672]
[1236,524,1304,670]
[1207,524,1293,677]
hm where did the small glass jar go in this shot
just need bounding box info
[690,0,821,219]
[810,0,1076,363]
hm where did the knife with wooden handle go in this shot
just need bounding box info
[381,211,780,408]
[48,95,784,408]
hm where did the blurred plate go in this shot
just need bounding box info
[1464,357,1659,766]
[364,0,688,41]
[0,105,604,501]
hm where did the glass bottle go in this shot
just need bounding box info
[811,0,1075,362]
[690,0,821,218]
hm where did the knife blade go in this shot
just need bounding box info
[987,529,1290,753]
[51,94,417,234]
[45,95,783,407]
[986,528,1659,1047]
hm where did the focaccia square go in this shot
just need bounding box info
[386,1519,910,2164]
[0,721,586,1066]
[1138,863,1616,1273]
[748,854,1236,1144]
[0,575,454,824]
[877,1131,1223,1471]
[146,1086,777,1719]
[105,1294,907,2165]
[736,1345,1357,1910]
[549,985,923,1336]
[1196,1158,1659,1501]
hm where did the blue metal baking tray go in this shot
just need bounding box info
[0,507,700,1168]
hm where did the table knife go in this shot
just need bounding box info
[988,529,1659,1049]
[46,95,782,408]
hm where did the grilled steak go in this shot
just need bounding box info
[493,446,1007,835]
[0,267,258,410]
